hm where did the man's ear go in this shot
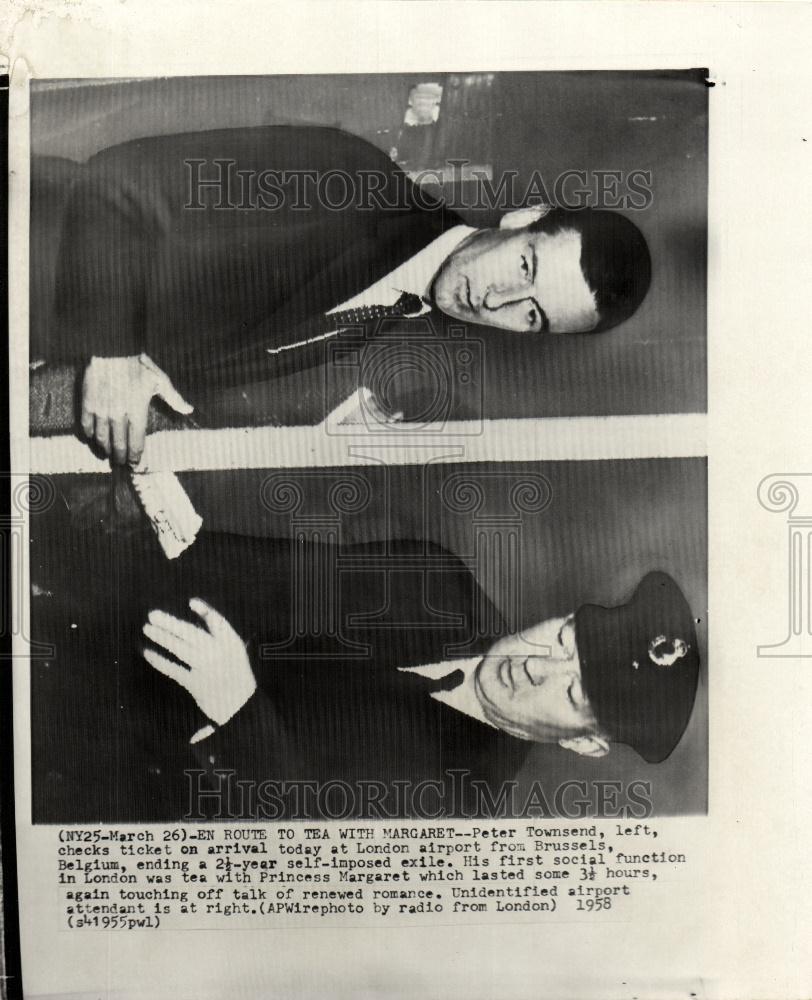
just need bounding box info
[558,734,611,758]
[499,205,553,231]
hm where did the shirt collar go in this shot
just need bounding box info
[398,655,497,729]
[329,224,477,316]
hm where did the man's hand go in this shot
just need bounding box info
[142,599,257,726]
[81,354,193,466]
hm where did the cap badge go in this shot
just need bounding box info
[648,635,689,668]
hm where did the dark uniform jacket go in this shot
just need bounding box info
[32,531,530,822]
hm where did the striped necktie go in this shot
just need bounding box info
[266,291,426,356]
[209,292,426,388]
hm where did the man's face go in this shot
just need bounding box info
[474,615,596,740]
[431,226,600,334]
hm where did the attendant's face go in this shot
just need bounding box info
[474,615,596,740]
[431,226,600,334]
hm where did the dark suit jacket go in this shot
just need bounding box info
[32,530,530,822]
[45,126,461,399]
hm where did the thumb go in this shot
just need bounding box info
[153,372,194,415]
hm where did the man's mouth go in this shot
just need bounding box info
[457,276,475,313]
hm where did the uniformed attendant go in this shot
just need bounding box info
[143,570,700,767]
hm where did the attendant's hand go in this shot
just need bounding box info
[142,599,257,726]
[81,354,193,466]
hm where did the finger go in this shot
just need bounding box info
[80,393,95,438]
[143,623,204,667]
[81,407,95,439]
[80,370,96,437]
[146,609,208,646]
[94,415,112,455]
[189,598,230,636]
[110,417,128,465]
[142,647,191,690]
[155,378,194,416]
[127,413,147,467]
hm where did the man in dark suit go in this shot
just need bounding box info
[39,126,652,464]
[30,520,698,822]
[32,531,527,821]
[135,533,699,821]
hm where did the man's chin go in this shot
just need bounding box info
[429,270,468,319]
[437,305,467,323]
[428,283,456,319]
[480,703,535,742]
[475,673,513,723]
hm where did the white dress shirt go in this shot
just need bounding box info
[330,223,476,316]
[264,224,476,357]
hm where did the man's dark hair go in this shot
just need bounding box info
[529,208,652,332]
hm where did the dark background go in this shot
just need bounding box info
[31,457,707,818]
[30,72,707,422]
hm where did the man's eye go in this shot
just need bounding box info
[520,254,530,277]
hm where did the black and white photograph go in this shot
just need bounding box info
[29,71,706,436]
[9,4,812,999]
[30,457,706,822]
[11,0,812,1000]
[27,71,708,824]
